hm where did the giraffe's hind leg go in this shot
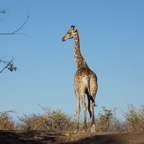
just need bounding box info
[87,95,96,132]
[89,75,98,132]
[80,94,87,130]
[87,94,95,124]
[76,95,80,130]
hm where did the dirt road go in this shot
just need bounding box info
[0,130,143,144]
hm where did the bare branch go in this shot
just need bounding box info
[0,9,7,22]
[0,59,17,73]
[0,15,29,35]
[0,13,28,73]
[0,9,7,14]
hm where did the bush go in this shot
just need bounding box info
[96,107,125,132]
[18,113,47,130]
[125,104,144,132]
[18,106,75,131]
[0,111,15,130]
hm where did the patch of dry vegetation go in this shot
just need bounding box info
[125,104,144,132]
[0,111,15,130]
[17,106,75,131]
[1,104,144,133]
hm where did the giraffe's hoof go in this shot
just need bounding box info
[82,129,87,132]
[91,124,96,132]
[74,129,79,133]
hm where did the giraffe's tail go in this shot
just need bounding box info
[94,103,97,107]
[86,89,97,107]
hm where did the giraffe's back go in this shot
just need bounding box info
[74,67,98,97]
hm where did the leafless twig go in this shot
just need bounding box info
[0,59,16,73]
[0,15,29,35]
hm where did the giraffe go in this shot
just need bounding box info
[62,25,98,132]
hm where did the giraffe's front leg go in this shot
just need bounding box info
[76,96,80,131]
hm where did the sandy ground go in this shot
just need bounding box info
[0,130,144,144]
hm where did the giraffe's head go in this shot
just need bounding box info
[62,25,77,42]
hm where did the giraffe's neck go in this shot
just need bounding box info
[74,30,88,69]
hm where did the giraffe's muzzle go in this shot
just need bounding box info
[62,36,66,42]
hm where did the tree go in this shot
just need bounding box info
[0,9,29,73]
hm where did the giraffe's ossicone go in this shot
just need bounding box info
[62,25,98,132]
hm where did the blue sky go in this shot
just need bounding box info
[0,0,144,121]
